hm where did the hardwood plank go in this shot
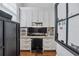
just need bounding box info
[20,50,56,56]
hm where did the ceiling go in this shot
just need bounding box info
[17,3,55,8]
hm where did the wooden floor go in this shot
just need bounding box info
[20,50,56,56]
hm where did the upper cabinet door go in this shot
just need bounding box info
[32,8,39,22]
[43,8,54,27]
[26,8,32,27]
[38,8,44,22]
[20,7,32,27]
[43,8,49,27]
[49,8,54,27]
[20,8,27,27]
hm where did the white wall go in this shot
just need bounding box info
[0,3,19,22]
[23,3,54,8]
[56,43,74,56]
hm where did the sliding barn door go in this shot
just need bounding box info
[4,21,17,56]
[0,20,3,56]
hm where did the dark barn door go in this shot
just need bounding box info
[4,22,17,56]
[0,20,3,56]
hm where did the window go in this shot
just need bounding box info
[55,3,79,56]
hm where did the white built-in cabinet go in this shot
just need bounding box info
[20,39,31,50]
[20,38,56,50]
[43,39,56,50]
[20,7,55,50]
[20,27,55,50]
[20,8,32,27]
[20,7,54,27]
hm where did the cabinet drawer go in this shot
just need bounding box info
[20,43,31,50]
[20,39,31,44]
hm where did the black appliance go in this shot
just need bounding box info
[27,27,47,36]
[31,38,43,52]
[0,10,20,56]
